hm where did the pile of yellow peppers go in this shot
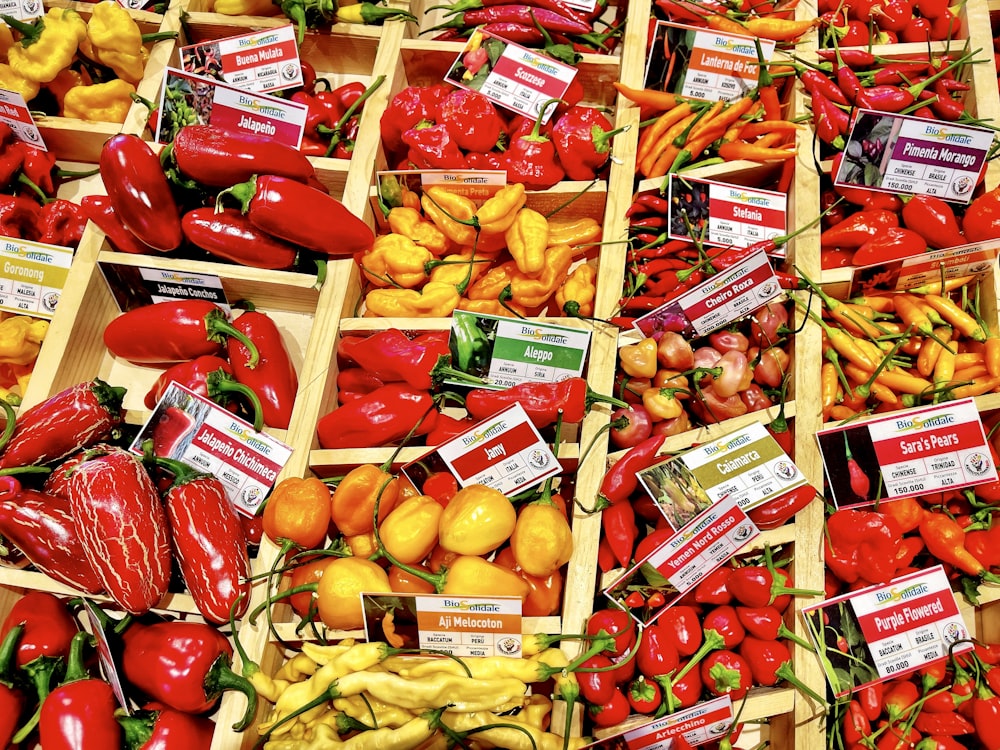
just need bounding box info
[358,183,601,319]
[0,313,47,404]
[248,637,591,750]
[0,2,162,123]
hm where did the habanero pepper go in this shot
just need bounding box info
[103,299,260,368]
[36,199,87,247]
[379,83,453,150]
[465,377,627,428]
[316,383,437,449]
[0,194,40,241]
[227,305,298,430]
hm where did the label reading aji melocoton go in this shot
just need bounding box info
[179,25,303,94]
[132,383,292,516]
[362,593,522,659]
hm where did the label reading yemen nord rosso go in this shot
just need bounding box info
[802,566,972,698]
[817,398,997,509]
[179,25,303,94]
[362,593,523,658]
[132,384,292,516]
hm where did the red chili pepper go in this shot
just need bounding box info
[552,105,624,181]
[181,207,299,270]
[586,607,636,657]
[747,485,817,530]
[80,194,152,255]
[424,413,474,445]
[121,619,257,730]
[627,675,662,714]
[700,649,752,699]
[39,631,122,750]
[598,434,666,506]
[99,134,182,252]
[726,561,822,609]
[151,453,251,625]
[316,383,437,449]
[843,699,873,745]
[0,378,125,469]
[637,621,681,676]
[227,306,299,430]
[857,681,884,722]
[0,591,77,668]
[844,435,872,500]
[820,209,900,248]
[380,84,453,151]
[0,490,104,593]
[602,500,637,568]
[735,605,812,646]
[587,687,630,727]
[902,194,965,249]
[0,625,24,748]
[852,227,928,266]
[657,605,702,657]
[739,636,827,703]
[402,122,469,170]
[36,199,87,247]
[694,566,734,606]
[801,68,850,105]
[826,509,902,585]
[144,355,262,425]
[103,299,259,367]
[218,174,374,258]
[343,328,455,392]
[117,705,215,750]
[959,184,1000,243]
[702,605,745,649]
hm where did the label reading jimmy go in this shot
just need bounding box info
[817,398,996,509]
[132,384,292,517]
[155,68,308,147]
[672,23,775,101]
[0,237,73,318]
[179,25,303,94]
[445,29,576,125]
[362,593,523,659]
[834,111,993,204]
[667,175,787,255]
[802,566,972,697]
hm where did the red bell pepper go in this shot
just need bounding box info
[218,174,374,258]
[99,134,182,252]
[65,445,172,615]
[503,99,565,190]
[465,377,627,428]
[0,591,78,668]
[436,89,506,153]
[39,631,122,750]
[0,489,104,593]
[143,355,263,430]
[551,105,623,180]
[121,620,257,729]
[316,383,437,449]
[118,704,215,750]
[80,194,153,255]
[151,452,251,625]
[0,378,125,469]
[181,207,299,270]
[379,83,452,151]
[169,124,316,187]
[227,305,299,430]
[103,299,260,367]
[402,122,469,169]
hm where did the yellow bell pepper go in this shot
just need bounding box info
[555,263,597,317]
[508,243,573,308]
[439,484,516,555]
[79,1,146,85]
[421,186,477,246]
[62,79,135,122]
[505,208,549,276]
[7,8,88,84]
[379,494,443,564]
[359,233,433,289]
[0,62,38,101]
[0,316,44,366]
[386,206,448,257]
[365,281,460,318]
[475,183,526,235]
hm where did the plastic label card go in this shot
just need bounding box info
[817,398,996,509]
[179,25,303,94]
[132,383,292,517]
[583,696,734,748]
[98,263,228,313]
[362,593,522,658]
[849,239,1000,297]
[0,237,73,318]
[802,566,972,698]
[155,68,308,147]
[0,88,45,148]
[834,110,993,204]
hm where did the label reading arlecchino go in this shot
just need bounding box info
[179,25,303,94]
[132,384,292,516]
[155,68,307,147]
[633,249,783,338]
[666,22,776,102]
[849,239,1000,297]
[445,29,577,125]
[638,422,809,530]
[446,310,591,389]
[604,495,759,625]
[802,566,972,698]
[362,593,522,658]
[0,237,73,318]
[582,696,734,748]
[834,110,993,204]
[0,88,45,148]
[667,175,787,255]
[434,403,560,496]
[817,398,996,509]
[98,263,228,312]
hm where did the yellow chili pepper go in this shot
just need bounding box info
[510,501,573,577]
[439,484,516,555]
[441,555,530,599]
[555,263,596,317]
[330,463,399,537]
[619,336,658,378]
[7,8,88,84]
[365,281,460,318]
[263,716,438,750]
[63,79,136,122]
[428,251,490,288]
[44,67,83,108]
[213,0,283,14]
[387,206,449,257]
[921,293,988,341]
[329,695,413,729]
[0,317,43,366]
[360,233,433,289]
[442,710,589,750]
[508,243,573,308]
[79,1,147,84]
[421,186,477,246]
[505,208,549,276]
[379,494,442,564]
[467,261,518,301]
[916,326,952,377]
[643,386,684,420]
[0,23,13,60]
[0,62,37,101]
[458,297,527,318]
[476,183,526,234]
[262,476,331,551]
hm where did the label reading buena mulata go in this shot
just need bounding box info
[179,25,303,94]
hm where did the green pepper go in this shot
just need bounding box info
[450,313,492,376]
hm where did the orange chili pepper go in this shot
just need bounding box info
[919,513,984,577]
[263,476,331,552]
[643,111,701,177]
[953,364,988,383]
[922,294,988,341]
[758,85,782,121]
[851,295,896,313]
[705,14,753,35]
[613,82,683,112]
[636,102,694,166]
[949,375,1000,399]
[878,497,925,533]
[718,141,795,162]
[740,120,805,139]
[894,294,935,336]
[843,361,933,396]
[986,336,1000,377]
[954,351,985,370]
[933,342,957,392]
[869,382,900,406]
[829,405,860,421]
[743,16,818,41]
[821,361,838,420]
[917,326,952,377]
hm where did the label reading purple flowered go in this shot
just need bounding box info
[834,110,993,204]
